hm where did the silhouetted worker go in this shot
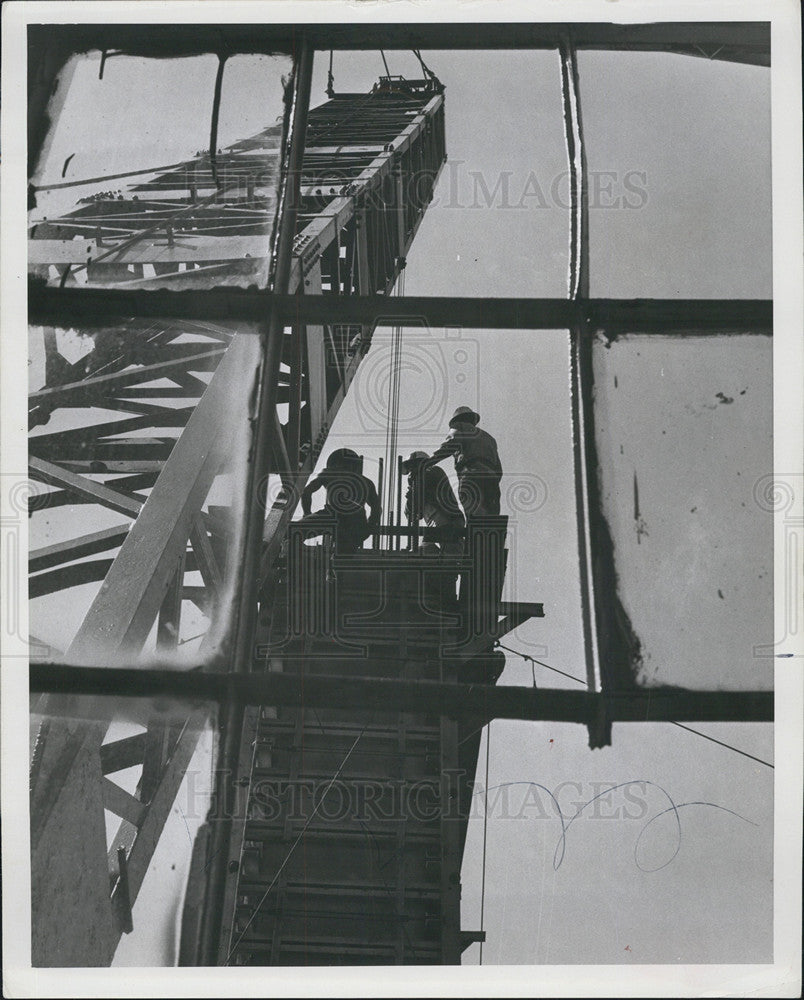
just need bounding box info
[401,450,465,554]
[298,448,381,553]
[427,406,502,517]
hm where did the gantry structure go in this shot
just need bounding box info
[25,22,773,969]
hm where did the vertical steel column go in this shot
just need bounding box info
[560,35,589,302]
[396,455,404,551]
[376,455,384,549]
[560,36,609,746]
[198,41,314,965]
[286,323,304,470]
[439,662,463,963]
[395,168,407,259]
[355,204,371,351]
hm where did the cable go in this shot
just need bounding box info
[478,721,491,965]
[381,267,405,549]
[412,49,436,82]
[224,728,364,963]
[495,640,586,686]
[670,722,774,769]
[496,640,774,770]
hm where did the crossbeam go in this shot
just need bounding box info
[28,286,773,334]
[29,664,774,725]
[29,457,143,518]
[29,523,130,572]
[27,23,771,62]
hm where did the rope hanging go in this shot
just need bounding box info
[382,267,405,549]
[412,48,436,81]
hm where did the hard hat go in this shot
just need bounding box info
[326,448,360,470]
[401,450,429,473]
[448,405,480,427]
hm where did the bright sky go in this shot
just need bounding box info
[307,47,774,967]
[29,44,774,968]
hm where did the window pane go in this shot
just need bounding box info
[591,334,773,690]
[307,50,571,297]
[29,52,291,290]
[28,317,262,664]
[309,325,582,679]
[29,691,217,966]
[579,52,772,298]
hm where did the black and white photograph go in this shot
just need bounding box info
[1,1,802,996]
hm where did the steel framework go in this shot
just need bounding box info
[24,22,773,969]
[28,57,451,965]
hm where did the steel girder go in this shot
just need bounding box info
[27,64,448,966]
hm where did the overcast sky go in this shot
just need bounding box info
[29,43,774,969]
[307,46,774,966]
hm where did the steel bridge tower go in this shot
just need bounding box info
[23,25,774,972]
[27,59,540,966]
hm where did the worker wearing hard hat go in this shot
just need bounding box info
[298,448,381,553]
[426,406,502,517]
[401,450,465,554]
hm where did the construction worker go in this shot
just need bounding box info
[298,448,381,553]
[401,450,465,554]
[427,406,503,517]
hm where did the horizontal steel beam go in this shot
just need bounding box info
[28,284,773,334]
[285,296,773,333]
[29,23,770,60]
[30,663,773,724]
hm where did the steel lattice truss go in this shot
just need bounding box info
[24,21,774,970]
[28,75,447,965]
